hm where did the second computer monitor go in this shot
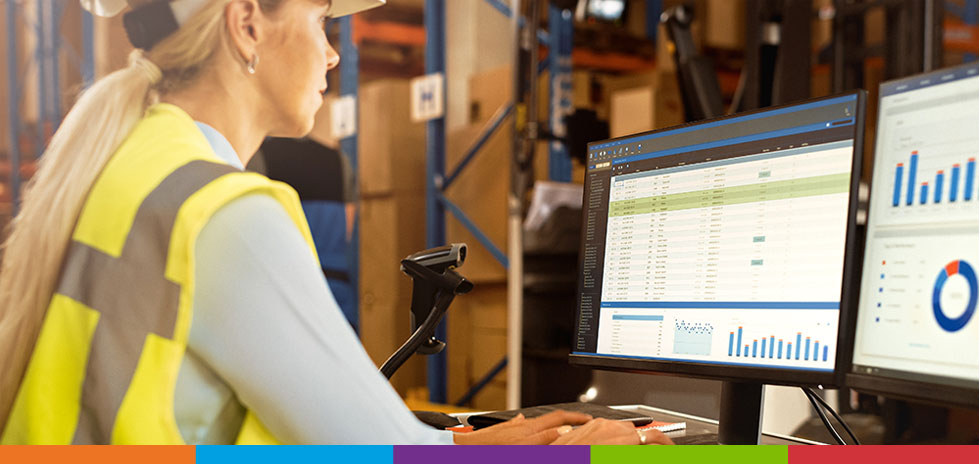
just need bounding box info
[849,62,979,409]
[572,92,866,387]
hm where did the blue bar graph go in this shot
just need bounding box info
[823,345,828,362]
[744,344,749,356]
[769,336,775,358]
[787,342,792,358]
[935,171,945,203]
[893,163,904,207]
[813,341,820,361]
[805,338,811,361]
[907,151,919,205]
[736,327,743,357]
[795,333,802,360]
[778,340,783,359]
[951,165,961,202]
[752,340,757,357]
[921,183,929,205]
[761,338,767,358]
[728,332,734,356]
[967,158,976,202]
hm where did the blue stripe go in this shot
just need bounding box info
[571,352,833,372]
[611,120,851,166]
[197,446,392,464]
[600,302,839,310]
[591,95,857,150]
[611,315,664,321]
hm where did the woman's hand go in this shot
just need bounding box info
[453,410,593,445]
[549,418,674,445]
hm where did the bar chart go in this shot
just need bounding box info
[727,327,829,362]
[891,151,976,207]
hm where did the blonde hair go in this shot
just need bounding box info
[0,0,301,433]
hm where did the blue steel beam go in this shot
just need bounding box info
[547,4,572,182]
[339,16,360,333]
[82,9,94,87]
[424,0,448,405]
[437,192,509,268]
[7,1,22,214]
[646,0,662,43]
[444,102,514,189]
[454,356,508,407]
[36,0,48,157]
[50,0,64,131]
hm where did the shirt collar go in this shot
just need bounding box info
[194,121,244,170]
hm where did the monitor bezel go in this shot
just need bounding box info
[571,90,867,388]
[846,61,979,410]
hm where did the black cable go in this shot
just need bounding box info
[805,387,862,445]
[803,388,846,445]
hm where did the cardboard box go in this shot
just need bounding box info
[447,283,509,410]
[357,79,427,196]
[358,193,428,394]
[605,71,685,138]
[704,0,746,50]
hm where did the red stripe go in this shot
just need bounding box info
[789,445,979,464]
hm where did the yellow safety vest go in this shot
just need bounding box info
[2,103,317,444]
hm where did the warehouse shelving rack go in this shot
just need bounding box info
[4,0,94,216]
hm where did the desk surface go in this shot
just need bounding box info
[613,404,822,445]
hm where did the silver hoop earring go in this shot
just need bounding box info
[247,54,259,74]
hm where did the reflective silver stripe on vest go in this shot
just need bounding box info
[59,160,239,444]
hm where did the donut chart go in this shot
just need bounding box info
[932,260,979,332]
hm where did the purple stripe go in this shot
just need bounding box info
[394,446,590,464]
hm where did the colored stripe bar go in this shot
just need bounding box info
[893,163,904,206]
[610,315,664,321]
[399,446,589,464]
[737,327,743,357]
[814,341,820,361]
[795,333,802,360]
[778,340,783,359]
[907,151,919,205]
[967,158,976,201]
[753,340,758,358]
[728,332,734,356]
[805,337,811,361]
[951,165,961,202]
[769,336,775,358]
[921,182,929,205]
[935,171,944,203]
[600,302,839,309]
[761,337,767,358]
[823,345,829,362]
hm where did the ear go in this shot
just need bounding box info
[224,0,265,64]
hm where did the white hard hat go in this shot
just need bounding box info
[80,0,386,19]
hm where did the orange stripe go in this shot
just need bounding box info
[0,446,195,464]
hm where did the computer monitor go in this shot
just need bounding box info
[848,62,979,410]
[571,92,867,443]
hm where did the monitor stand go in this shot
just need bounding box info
[717,381,765,444]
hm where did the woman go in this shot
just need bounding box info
[0,0,671,445]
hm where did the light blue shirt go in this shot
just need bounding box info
[172,122,455,444]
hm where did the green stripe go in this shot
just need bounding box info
[591,445,788,464]
[609,173,850,217]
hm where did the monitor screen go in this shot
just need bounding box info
[571,93,865,386]
[585,0,626,22]
[849,62,979,408]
